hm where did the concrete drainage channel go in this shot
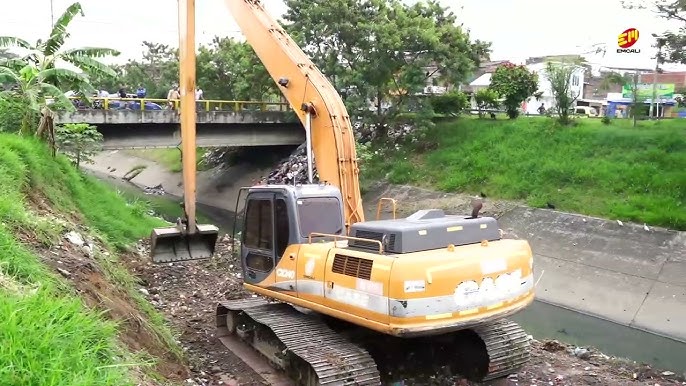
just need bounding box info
[95,174,686,378]
[498,205,686,373]
[512,300,686,372]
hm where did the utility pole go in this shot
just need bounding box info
[633,69,639,127]
[650,34,666,119]
[650,58,658,118]
[50,0,54,28]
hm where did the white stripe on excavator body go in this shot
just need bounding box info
[267,274,534,318]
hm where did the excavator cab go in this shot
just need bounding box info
[237,184,345,285]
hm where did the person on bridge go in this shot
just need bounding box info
[195,87,204,110]
[136,86,147,99]
[167,85,180,110]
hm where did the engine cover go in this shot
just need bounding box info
[348,209,500,254]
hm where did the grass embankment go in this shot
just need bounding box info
[125,148,208,172]
[0,134,183,385]
[365,117,686,230]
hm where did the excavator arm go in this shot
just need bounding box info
[149,0,219,263]
[224,0,366,230]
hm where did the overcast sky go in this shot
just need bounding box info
[1,0,685,71]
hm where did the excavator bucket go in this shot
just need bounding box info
[150,223,219,263]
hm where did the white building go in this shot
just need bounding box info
[523,62,586,115]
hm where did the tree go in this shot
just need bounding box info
[0,65,74,135]
[55,123,103,167]
[488,63,538,119]
[544,61,581,125]
[599,70,642,127]
[103,41,178,98]
[0,2,119,96]
[283,0,490,137]
[88,37,277,102]
[0,2,118,142]
[196,37,276,101]
[622,0,685,64]
[474,88,500,118]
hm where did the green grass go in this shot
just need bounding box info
[107,180,216,226]
[0,287,130,386]
[364,117,686,230]
[0,133,180,385]
[125,148,209,172]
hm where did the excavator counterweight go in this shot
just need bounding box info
[149,0,218,263]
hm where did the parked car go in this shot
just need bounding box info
[574,106,598,117]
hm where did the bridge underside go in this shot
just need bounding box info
[98,122,305,149]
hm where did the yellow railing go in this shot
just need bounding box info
[67,96,291,112]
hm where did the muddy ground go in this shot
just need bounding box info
[118,236,684,386]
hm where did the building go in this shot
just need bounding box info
[522,61,586,115]
[462,60,512,94]
[638,71,686,89]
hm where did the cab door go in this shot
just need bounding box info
[271,194,299,295]
[241,192,276,286]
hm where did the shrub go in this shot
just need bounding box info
[429,91,469,116]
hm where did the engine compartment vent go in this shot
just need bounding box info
[331,254,373,280]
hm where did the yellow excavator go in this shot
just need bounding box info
[150,0,536,384]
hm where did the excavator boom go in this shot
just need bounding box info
[223,0,365,230]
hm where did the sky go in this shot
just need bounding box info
[1,0,685,72]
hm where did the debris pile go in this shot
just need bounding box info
[143,183,166,195]
[201,147,241,168]
[259,143,319,185]
[122,235,267,386]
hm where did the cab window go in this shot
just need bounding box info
[243,199,273,250]
[297,197,343,237]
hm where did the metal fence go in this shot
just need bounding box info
[67,96,291,112]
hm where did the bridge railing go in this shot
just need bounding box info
[67,96,292,112]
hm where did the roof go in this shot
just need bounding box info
[469,73,492,87]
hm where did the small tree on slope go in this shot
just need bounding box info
[488,63,539,119]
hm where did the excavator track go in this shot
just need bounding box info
[216,298,531,384]
[343,318,531,383]
[472,319,531,381]
[216,298,381,385]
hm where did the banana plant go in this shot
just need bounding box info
[0,1,119,138]
[0,64,78,136]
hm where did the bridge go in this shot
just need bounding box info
[55,98,304,150]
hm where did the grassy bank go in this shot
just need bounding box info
[364,117,686,230]
[0,134,182,385]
